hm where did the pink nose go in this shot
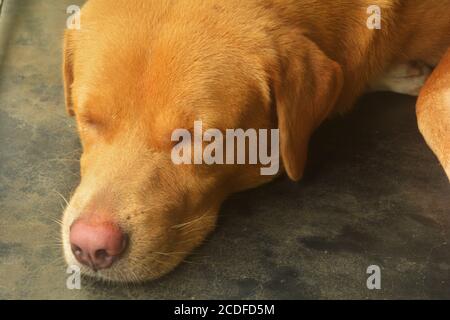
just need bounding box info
[69,218,128,271]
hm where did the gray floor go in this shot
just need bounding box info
[0,0,449,300]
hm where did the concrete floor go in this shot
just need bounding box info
[0,0,449,300]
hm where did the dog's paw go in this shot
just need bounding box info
[369,62,433,96]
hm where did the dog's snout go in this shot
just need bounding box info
[69,218,128,271]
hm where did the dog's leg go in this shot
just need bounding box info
[369,61,433,96]
[416,49,450,181]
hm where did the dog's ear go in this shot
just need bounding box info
[272,34,343,181]
[63,31,75,117]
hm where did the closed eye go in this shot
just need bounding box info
[77,114,106,136]
[78,112,105,127]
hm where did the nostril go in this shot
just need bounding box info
[71,244,83,257]
[95,249,109,261]
[70,243,92,268]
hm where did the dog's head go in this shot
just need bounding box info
[61,0,342,282]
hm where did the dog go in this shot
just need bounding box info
[61,0,450,282]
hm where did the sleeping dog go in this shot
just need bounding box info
[61,0,450,282]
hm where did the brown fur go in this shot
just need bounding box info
[417,48,450,180]
[62,0,450,282]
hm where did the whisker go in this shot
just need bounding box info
[53,190,70,207]
[171,213,209,230]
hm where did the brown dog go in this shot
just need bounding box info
[62,0,450,282]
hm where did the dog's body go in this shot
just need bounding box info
[62,0,450,282]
